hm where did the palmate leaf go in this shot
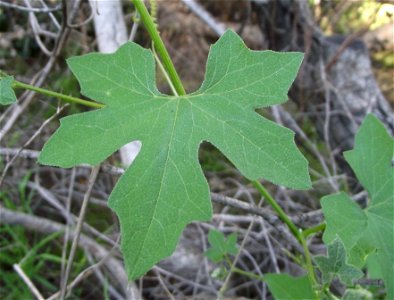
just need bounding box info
[321,115,394,298]
[204,230,237,263]
[39,30,311,279]
[315,237,363,285]
[0,76,17,105]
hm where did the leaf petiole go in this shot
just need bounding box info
[232,266,265,282]
[253,180,319,293]
[302,222,326,238]
[12,80,104,109]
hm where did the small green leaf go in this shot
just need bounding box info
[265,274,316,300]
[315,237,363,285]
[321,114,394,298]
[39,30,310,279]
[205,230,237,263]
[0,76,17,105]
[211,267,228,280]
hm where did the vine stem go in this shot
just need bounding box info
[12,80,103,108]
[232,266,265,282]
[252,181,300,240]
[253,180,318,295]
[132,0,186,96]
[225,254,265,282]
[299,228,319,295]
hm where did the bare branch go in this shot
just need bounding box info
[211,192,279,224]
[50,239,121,300]
[180,0,226,36]
[0,1,61,13]
[60,165,100,300]
[13,264,45,300]
[0,0,83,142]
[0,105,67,187]
[60,168,76,289]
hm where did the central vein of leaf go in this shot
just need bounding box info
[132,100,181,275]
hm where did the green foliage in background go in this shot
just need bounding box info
[321,114,394,299]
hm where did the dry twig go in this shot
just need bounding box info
[59,165,100,300]
[13,264,45,300]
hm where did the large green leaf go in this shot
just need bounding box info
[0,76,17,105]
[321,114,394,298]
[265,274,316,300]
[39,30,310,279]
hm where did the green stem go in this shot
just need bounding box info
[300,228,318,290]
[132,0,186,96]
[13,80,104,109]
[153,47,178,96]
[232,267,265,282]
[221,256,264,296]
[252,181,300,240]
[303,222,326,238]
[253,180,319,295]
